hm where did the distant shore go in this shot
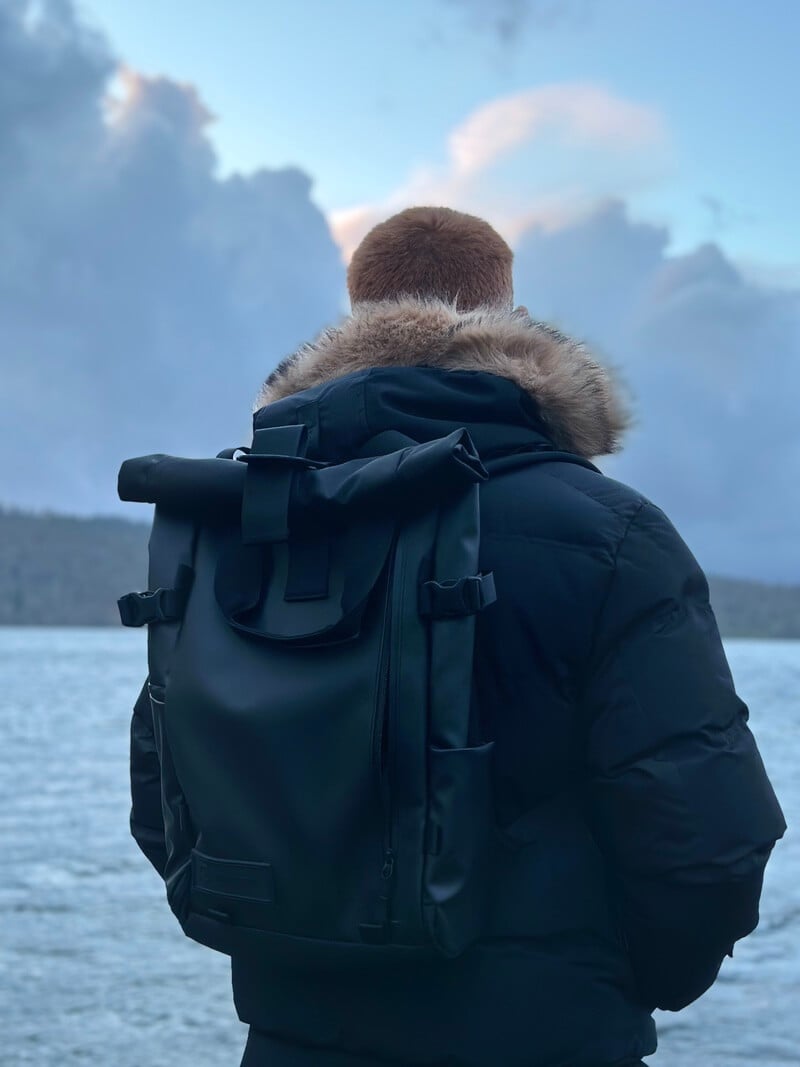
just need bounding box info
[2,507,799,637]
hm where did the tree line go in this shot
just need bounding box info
[1,508,798,637]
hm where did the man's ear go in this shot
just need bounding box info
[512,304,530,318]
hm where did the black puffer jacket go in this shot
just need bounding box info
[130,300,786,1067]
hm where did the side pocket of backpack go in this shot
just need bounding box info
[423,739,495,957]
[147,681,195,923]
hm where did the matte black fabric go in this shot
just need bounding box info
[141,428,497,959]
[127,365,786,1067]
[129,681,168,876]
[240,1028,653,1067]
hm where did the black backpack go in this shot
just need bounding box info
[118,424,596,960]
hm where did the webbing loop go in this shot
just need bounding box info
[419,572,496,619]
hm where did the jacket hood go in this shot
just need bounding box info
[256,298,632,459]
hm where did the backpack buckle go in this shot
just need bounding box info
[419,572,497,619]
[117,588,171,627]
[118,565,194,627]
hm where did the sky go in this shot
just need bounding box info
[1,0,798,581]
[82,0,800,276]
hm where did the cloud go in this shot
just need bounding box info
[443,1,592,44]
[330,84,668,259]
[514,200,800,581]
[335,182,800,580]
[0,0,344,514]
[2,3,794,582]
[448,84,663,176]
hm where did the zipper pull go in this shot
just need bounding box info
[381,849,395,881]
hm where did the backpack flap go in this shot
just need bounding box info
[213,425,488,647]
[214,519,395,646]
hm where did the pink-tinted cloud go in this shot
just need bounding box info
[329,83,668,260]
[448,84,664,176]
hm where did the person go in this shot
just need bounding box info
[130,206,786,1066]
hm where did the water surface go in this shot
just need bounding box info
[0,630,795,1065]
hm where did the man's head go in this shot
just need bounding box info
[347,206,514,311]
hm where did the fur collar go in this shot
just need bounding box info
[257,298,632,458]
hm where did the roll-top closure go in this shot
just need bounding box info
[117,426,487,537]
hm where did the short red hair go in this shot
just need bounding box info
[347,206,514,311]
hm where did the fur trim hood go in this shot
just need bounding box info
[257,298,632,458]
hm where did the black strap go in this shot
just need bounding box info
[419,572,496,618]
[118,563,194,627]
[240,425,329,544]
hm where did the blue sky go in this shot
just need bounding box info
[2,0,798,578]
[81,0,799,276]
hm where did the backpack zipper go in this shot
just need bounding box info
[377,658,396,931]
[371,548,397,935]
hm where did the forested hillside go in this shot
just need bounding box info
[1,508,799,636]
[0,508,148,625]
[703,577,800,639]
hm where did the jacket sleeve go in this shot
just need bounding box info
[130,679,168,878]
[581,499,786,1011]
